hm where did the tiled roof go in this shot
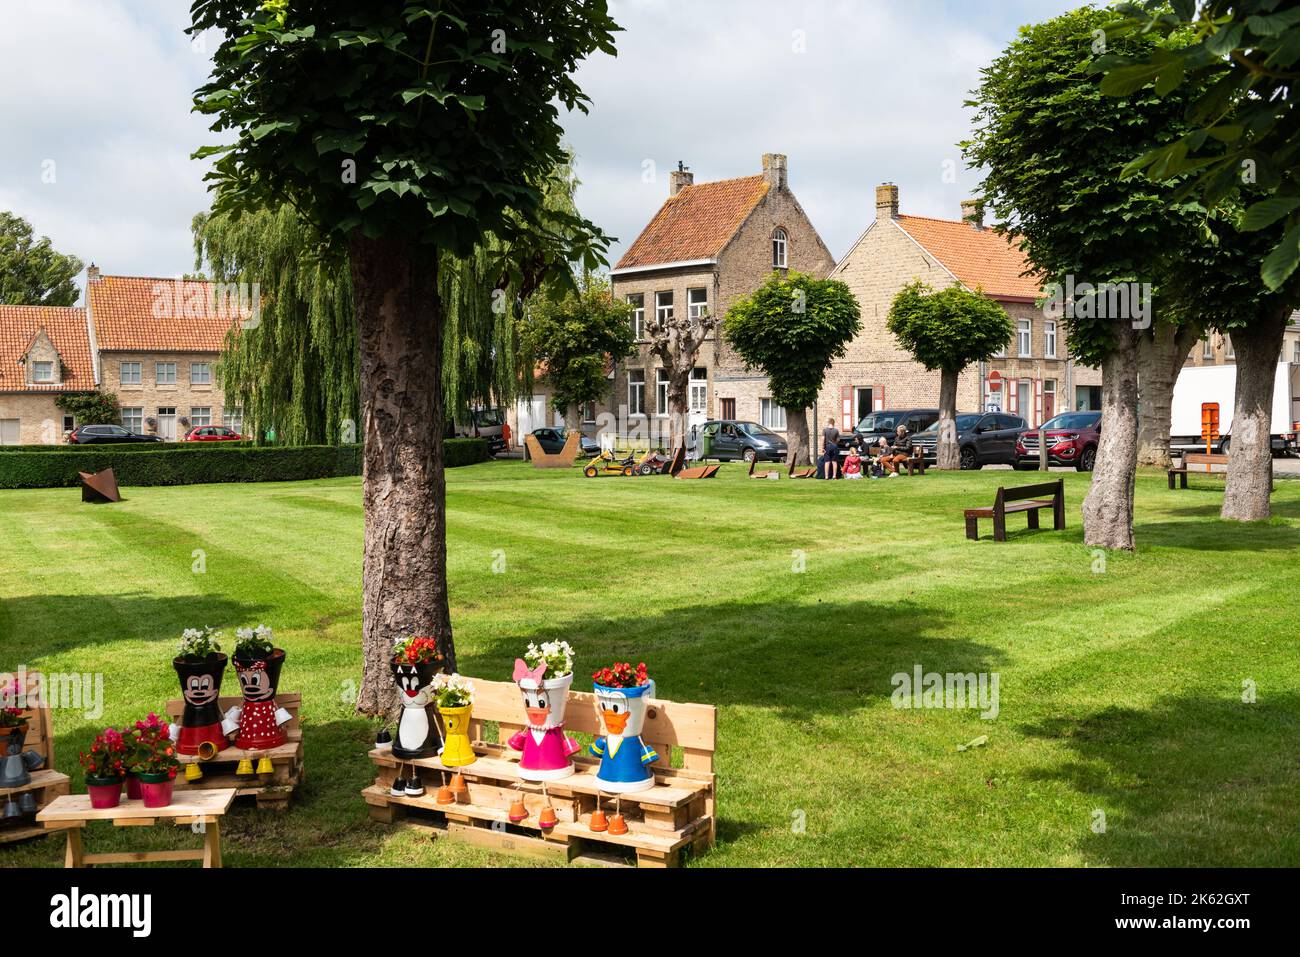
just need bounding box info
[896,215,1043,302]
[88,275,248,352]
[615,175,770,270]
[0,305,94,393]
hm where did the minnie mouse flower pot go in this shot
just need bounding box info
[390,658,441,760]
[229,650,291,750]
[171,654,230,757]
[590,667,659,794]
[508,661,580,781]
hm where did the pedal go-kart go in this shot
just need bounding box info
[583,449,637,478]
[637,451,673,475]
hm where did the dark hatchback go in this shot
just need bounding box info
[912,412,1027,469]
[1014,411,1102,471]
[68,425,164,445]
[530,427,600,457]
[842,408,940,450]
[700,420,787,462]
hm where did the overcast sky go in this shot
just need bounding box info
[0,0,1078,297]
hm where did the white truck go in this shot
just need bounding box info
[1169,361,1298,455]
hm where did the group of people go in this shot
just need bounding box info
[820,419,916,480]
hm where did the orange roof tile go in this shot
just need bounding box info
[615,175,770,270]
[896,215,1043,302]
[0,305,94,393]
[88,275,248,353]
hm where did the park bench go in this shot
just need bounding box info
[1168,452,1273,491]
[964,479,1065,542]
[363,676,716,867]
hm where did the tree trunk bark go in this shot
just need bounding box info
[1083,330,1139,551]
[1136,322,1199,469]
[786,407,812,467]
[563,402,581,432]
[667,370,690,452]
[1221,308,1289,522]
[935,368,960,470]
[350,233,455,718]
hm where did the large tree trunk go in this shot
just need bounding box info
[1136,322,1200,469]
[786,407,812,467]
[665,369,690,452]
[1083,330,1139,551]
[562,402,582,432]
[935,368,960,470]
[351,233,455,718]
[1222,308,1289,522]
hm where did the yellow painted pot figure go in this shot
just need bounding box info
[437,704,476,767]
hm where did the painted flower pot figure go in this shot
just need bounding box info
[170,627,230,758]
[590,661,659,794]
[228,626,292,751]
[389,636,444,797]
[434,673,476,768]
[508,641,580,781]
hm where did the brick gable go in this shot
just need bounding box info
[615,175,770,270]
[0,305,93,393]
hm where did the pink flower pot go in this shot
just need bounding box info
[124,774,142,800]
[86,778,123,810]
[138,775,173,809]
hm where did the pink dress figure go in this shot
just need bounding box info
[508,660,580,781]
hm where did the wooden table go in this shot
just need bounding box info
[36,788,236,868]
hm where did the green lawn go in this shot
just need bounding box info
[2,461,1298,867]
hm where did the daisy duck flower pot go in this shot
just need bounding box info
[433,673,476,768]
[508,641,580,781]
[228,626,292,751]
[389,637,442,761]
[171,627,230,758]
[590,662,659,794]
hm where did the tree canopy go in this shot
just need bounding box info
[887,281,1013,373]
[0,212,84,307]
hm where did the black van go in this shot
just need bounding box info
[841,408,940,450]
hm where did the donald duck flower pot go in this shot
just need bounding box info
[590,670,659,794]
[508,660,580,781]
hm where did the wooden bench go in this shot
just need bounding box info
[1168,452,1274,491]
[1,671,71,845]
[524,431,582,469]
[166,693,304,810]
[363,676,716,868]
[964,479,1065,542]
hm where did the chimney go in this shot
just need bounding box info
[961,198,985,230]
[876,183,899,221]
[669,161,694,196]
[86,263,101,283]
[762,153,788,190]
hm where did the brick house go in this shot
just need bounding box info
[824,184,1102,434]
[1186,312,1300,369]
[0,305,95,444]
[591,153,835,440]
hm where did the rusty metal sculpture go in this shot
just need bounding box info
[79,468,121,504]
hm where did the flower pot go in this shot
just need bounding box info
[591,679,658,794]
[390,659,440,760]
[232,649,288,750]
[437,704,476,767]
[2,723,29,751]
[86,775,124,810]
[137,772,174,809]
[173,653,230,757]
[510,671,578,782]
[125,773,143,800]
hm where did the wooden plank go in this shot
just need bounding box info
[0,769,70,797]
[442,820,575,863]
[82,849,204,865]
[38,788,236,824]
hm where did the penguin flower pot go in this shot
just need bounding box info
[172,627,230,758]
[230,626,291,751]
[590,662,659,794]
[508,642,580,782]
[432,674,476,768]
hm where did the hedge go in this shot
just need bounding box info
[0,438,490,489]
[0,441,250,452]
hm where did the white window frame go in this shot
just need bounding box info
[31,360,54,383]
[1044,321,1057,359]
[120,361,142,385]
[1226,336,1235,359]
[688,288,708,322]
[655,369,670,417]
[1017,319,1032,358]
[156,362,177,385]
[627,293,645,340]
[655,291,673,326]
[120,407,143,433]
[772,228,788,268]
[223,407,244,432]
[627,370,646,417]
[760,398,787,431]
[1292,339,1300,364]
[191,362,212,385]
[190,407,212,427]
[689,368,707,416]
[1203,339,1213,360]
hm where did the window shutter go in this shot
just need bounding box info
[873,384,885,412]
[840,386,853,431]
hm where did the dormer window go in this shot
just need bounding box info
[772,228,788,268]
[32,361,54,383]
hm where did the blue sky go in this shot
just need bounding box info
[0,0,1080,288]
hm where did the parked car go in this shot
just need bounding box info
[912,412,1027,469]
[843,408,940,450]
[530,427,599,457]
[67,424,164,445]
[1014,411,1102,471]
[699,420,787,463]
[185,426,243,442]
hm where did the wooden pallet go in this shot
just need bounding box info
[165,693,304,810]
[1,672,71,844]
[364,678,716,867]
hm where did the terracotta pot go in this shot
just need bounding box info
[137,772,174,809]
[86,775,124,810]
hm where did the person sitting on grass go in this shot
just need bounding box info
[882,425,913,476]
[843,449,863,480]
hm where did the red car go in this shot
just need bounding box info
[185,426,244,442]
[1014,411,1100,471]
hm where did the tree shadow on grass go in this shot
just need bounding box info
[1136,520,1300,551]
[1023,692,1300,866]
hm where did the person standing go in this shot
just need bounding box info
[822,417,841,479]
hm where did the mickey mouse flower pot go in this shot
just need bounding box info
[172,653,230,757]
[590,663,659,794]
[508,660,580,781]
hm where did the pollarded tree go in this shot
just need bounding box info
[0,212,83,307]
[645,303,718,452]
[887,282,1013,470]
[192,1,619,713]
[724,272,861,466]
[518,274,635,429]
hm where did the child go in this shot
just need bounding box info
[843,450,863,480]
